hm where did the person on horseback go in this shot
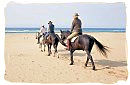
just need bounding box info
[66,13,82,50]
[37,25,46,44]
[45,21,55,39]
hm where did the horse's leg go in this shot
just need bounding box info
[53,44,59,58]
[36,33,37,39]
[47,44,50,56]
[85,39,95,69]
[44,44,45,52]
[37,36,40,44]
[90,55,95,70]
[43,38,46,52]
[53,45,56,57]
[55,44,59,58]
[52,40,57,57]
[48,44,52,56]
[85,53,89,67]
[70,50,75,65]
[39,43,41,48]
[85,51,95,70]
[85,49,92,66]
[40,43,43,52]
[50,44,52,54]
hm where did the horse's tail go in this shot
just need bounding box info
[55,34,60,42]
[51,34,59,46]
[93,37,109,58]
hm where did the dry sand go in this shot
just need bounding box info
[4,32,128,84]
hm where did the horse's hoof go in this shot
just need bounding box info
[92,66,96,70]
[85,63,88,67]
[48,54,50,56]
[41,50,43,52]
[69,62,73,65]
[44,50,45,52]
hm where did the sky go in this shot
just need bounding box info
[5,2,126,28]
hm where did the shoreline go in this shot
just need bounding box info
[5,32,126,34]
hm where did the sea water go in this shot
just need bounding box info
[5,28,126,33]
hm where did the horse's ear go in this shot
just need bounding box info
[60,30,63,33]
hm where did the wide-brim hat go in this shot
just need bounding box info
[48,21,53,24]
[74,13,79,16]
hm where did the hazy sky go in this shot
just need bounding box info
[5,2,126,28]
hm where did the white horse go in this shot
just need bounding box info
[36,32,46,52]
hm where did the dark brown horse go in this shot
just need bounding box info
[36,32,65,58]
[60,30,109,70]
[44,33,60,57]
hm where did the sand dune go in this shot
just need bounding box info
[4,32,128,84]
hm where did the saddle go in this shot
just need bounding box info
[71,32,82,42]
[71,36,79,42]
[64,36,79,45]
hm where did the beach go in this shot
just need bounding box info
[4,32,128,84]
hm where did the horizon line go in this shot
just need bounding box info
[5,27,126,28]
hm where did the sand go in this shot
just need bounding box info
[4,32,128,84]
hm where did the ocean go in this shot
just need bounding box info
[5,28,126,33]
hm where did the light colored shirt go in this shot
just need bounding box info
[39,27,46,35]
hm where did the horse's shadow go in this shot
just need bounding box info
[59,51,127,67]
[58,50,67,52]
[95,59,127,67]
[58,50,86,57]
[58,50,127,71]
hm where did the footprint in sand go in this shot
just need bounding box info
[105,66,111,69]
[108,71,116,75]
[107,70,127,79]
[32,60,35,62]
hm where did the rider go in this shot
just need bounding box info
[66,13,82,50]
[37,25,46,44]
[45,21,55,39]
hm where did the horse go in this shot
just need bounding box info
[35,32,46,52]
[60,30,109,70]
[35,32,40,39]
[43,33,60,57]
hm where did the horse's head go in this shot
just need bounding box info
[36,32,40,39]
[60,30,71,41]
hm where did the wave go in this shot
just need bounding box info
[5,28,126,33]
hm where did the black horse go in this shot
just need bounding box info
[60,30,109,70]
